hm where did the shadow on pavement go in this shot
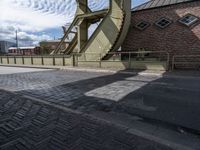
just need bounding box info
[15,70,200,135]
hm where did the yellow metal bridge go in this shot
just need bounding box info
[51,0,131,61]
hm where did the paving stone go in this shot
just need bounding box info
[0,90,175,150]
[0,68,199,149]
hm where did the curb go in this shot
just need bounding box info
[0,64,59,70]
[0,64,173,77]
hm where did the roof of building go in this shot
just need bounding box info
[44,40,70,43]
[132,0,196,12]
[45,40,61,43]
[9,47,36,50]
[0,40,15,44]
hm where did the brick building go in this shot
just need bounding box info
[8,47,41,55]
[40,40,69,54]
[122,0,200,60]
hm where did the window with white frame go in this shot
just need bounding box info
[155,18,172,29]
[179,14,199,26]
[135,21,150,30]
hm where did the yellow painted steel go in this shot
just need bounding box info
[51,9,108,54]
[52,0,131,61]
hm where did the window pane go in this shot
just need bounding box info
[155,18,172,29]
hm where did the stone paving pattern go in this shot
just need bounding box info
[0,67,200,149]
[1,70,198,132]
[0,90,172,150]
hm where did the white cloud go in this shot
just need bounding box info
[0,0,77,31]
[0,0,77,45]
[0,0,146,46]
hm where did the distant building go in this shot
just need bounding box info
[8,47,41,55]
[40,40,69,54]
[0,41,15,54]
[44,40,69,50]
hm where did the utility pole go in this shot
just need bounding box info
[16,30,19,50]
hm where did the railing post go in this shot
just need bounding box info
[99,53,102,68]
[172,56,175,71]
[84,53,86,61]
[53,55,55,66]
[14,56,16,64]
[72,55,74,67]
[41,56,44,65]
[7,56,9,64]
[128,52,131,69]
[76,54,79,67]
[31,55,33,65]
[167,53,170,71]
[63,55,65,66]
[22,56,24,65]
[0,57,2,64]
[72,54,78,67]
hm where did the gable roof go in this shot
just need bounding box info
[132,0,196,12]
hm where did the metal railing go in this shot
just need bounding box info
[172,55,200,70]
[0,55,72,66]
[0,51,170,70]
[76,51,170,70]
[77,51,169,60]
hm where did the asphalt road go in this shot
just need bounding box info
[0,66,200,134]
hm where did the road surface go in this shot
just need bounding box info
[0,66,199,149]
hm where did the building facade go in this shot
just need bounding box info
[0,41,15,54]
[8,47,41,55]
[122,0,200,59]
[40,40,69,54]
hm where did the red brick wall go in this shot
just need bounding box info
[8,47,41,55]
[122,1,200,60]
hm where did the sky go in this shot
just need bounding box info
[0,0,149,46]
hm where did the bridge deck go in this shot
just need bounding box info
[0,66,199,149]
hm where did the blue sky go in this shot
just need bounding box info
[0,0,148,46]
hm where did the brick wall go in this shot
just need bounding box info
[8,47,41,55]
[122,1,200,61]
